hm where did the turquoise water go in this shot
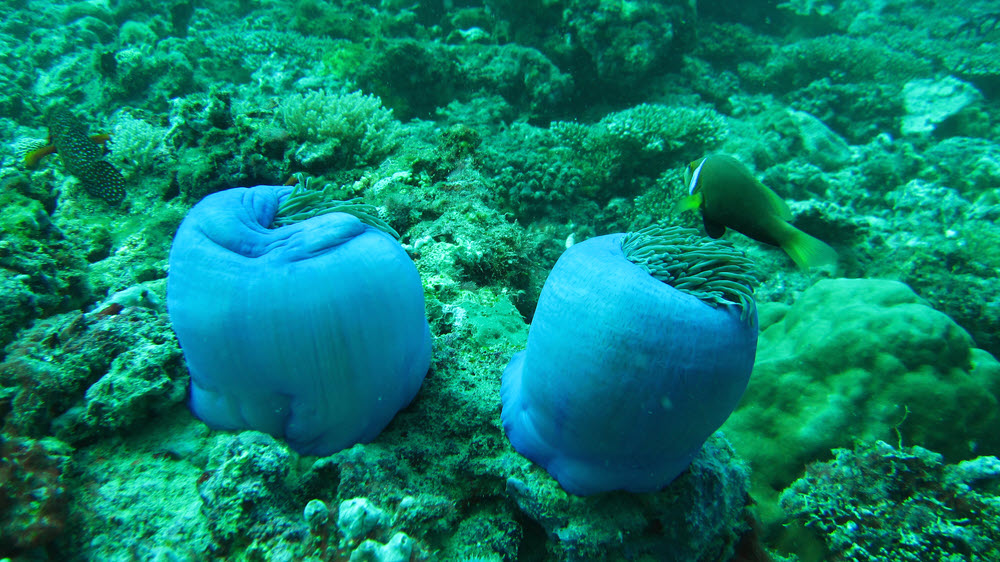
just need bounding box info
[1,0,999,560]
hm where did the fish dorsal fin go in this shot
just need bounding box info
[765,187,793,221]
[729,158,792,220]
[708,153,793,220]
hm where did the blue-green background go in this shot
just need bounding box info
[2,0,1000,560]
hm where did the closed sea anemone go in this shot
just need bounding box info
[167,182,431,456]
[501,224,758,494]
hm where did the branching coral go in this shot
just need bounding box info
[107,111,172,178]
[599,103,728,158]
[278,89,401,170]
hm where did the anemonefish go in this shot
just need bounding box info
[676,154,837,269]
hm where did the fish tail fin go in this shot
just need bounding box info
[783,228,838,270]
[24,144,56,169]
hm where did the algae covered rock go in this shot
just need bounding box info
[901,75,981,136]
[0,435,73,553]
[723,278,1000,519]
[504,433,752,561]
[0,304,186,442]
[780,440,1000,561]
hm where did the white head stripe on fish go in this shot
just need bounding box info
[688,158,707,195]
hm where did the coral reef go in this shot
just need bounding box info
[901,76,982,136]
[479,123,586,222]
[278,90,401,172]
[0,173,91,353]
[0,301,186,444]
[723,278,1000,524]
[557,0,695,94]
[505,434,753,561]
[65,424,214,561]
[1,0,999,559]
[781,440,1000,561]
[0,435,73,554]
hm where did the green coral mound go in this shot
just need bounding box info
[620,224,757,322]
[272,176,398,239]
[723,278,1000,527]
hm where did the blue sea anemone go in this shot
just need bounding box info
[501,225,757,494]
[167,184,431,456]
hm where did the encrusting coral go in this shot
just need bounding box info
[781,439,1000,561]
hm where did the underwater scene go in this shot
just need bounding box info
[2,0,1000,560]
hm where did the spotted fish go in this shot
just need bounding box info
[25,106,126,206]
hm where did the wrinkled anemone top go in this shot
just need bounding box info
[620,224,757,322]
